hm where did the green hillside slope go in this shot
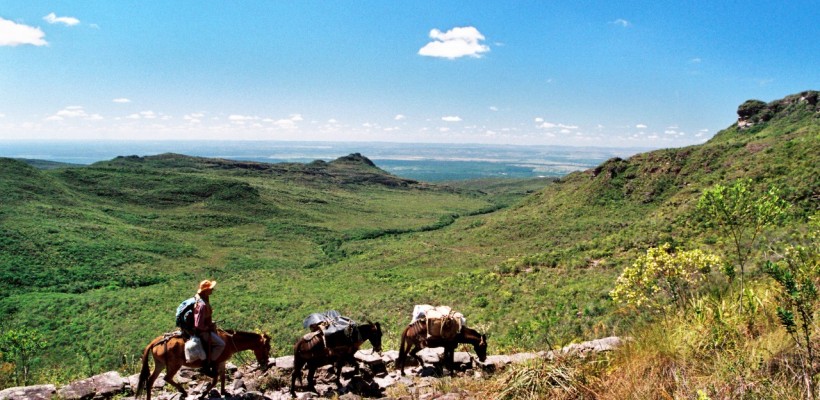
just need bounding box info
[0,153,506,380]
[0,91,817,387]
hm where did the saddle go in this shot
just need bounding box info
[302,311,361,355]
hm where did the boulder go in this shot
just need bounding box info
[126,373,165,392]
[380,350,399,366]
[452,352,472,366]
[233,390,264,400]
[558,336,624,356]
[0,384,56,400]
[274,356,294,371]
[58,371,126,400]
[416,348,442,364]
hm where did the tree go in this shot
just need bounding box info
[610,243,722,311]
[0,328,48,386]
[764,216,819,400]
[697,179,788,308]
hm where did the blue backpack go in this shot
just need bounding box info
[176,297,197,331]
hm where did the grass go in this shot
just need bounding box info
[0,91,818,392]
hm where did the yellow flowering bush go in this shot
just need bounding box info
[611,243,722,311]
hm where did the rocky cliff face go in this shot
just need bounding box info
[737,90,819,129]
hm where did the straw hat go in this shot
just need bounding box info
[198,279,217,293]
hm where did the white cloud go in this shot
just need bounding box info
[439,127,450,132]
[327,118,338,124]
[184,113,204,124]
[441,116,462,122]
[394,114,406,121]
[272,114,303,129]
[636,124,647,129]
[229,114,256,122]
[418,26,490,59]
[112,98,131,103]
[47,106,103,121]
[0,113,5,118]
[611,19,631,27]
[127,110,157,120]
[43,13,80,26]
[558,124,579,129]
[0,17,47,46]
[489,106,498,112]
[534,117,544,123]
[538,122,556,129]
[689,57,702,64]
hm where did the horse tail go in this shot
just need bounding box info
[136,336,163,399]
[397,324,409,370]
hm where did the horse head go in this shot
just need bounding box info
[475,333,488,362]
[246,332,272,371]
[364,322,383,353]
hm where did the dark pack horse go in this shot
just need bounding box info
[136,329,271,400]
[397,320,487,375]
[290,322,382,396]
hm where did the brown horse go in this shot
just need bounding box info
[136,330,271,400]
[290,322,382,397]
[397,321,487,375]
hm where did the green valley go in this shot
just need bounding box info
[1,91,818,397]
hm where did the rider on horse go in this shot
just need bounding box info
[194,279,225,377]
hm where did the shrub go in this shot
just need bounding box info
[610,243,722,311]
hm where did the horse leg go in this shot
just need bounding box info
[145,361,165,400]
[218,362,227,396]
[199,368,218,399]
[162,363,187,398]
[306,363,318,393]
[445,346,455,376]
[290,356,306,397]
[410,345,424,371]
[334,358,344,386]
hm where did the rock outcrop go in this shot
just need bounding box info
[737,90,819,130]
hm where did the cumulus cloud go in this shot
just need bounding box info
[270,113,303,129]
[112,98,131,103]
[127,110,157,119]
[43,13,80,26]
[184,113,204,123]
[0,17,47,46]
[441,116,462,122]
[610,19,631,27]
[394,114,406,120]
[418,26,490,59]
[636,124,647,129]
[534,117,544,123]
[489,106,498,112]
[46,106,102,121]
[537,121,556,129]
[229,114,257,122]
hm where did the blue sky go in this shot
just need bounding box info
[1,1,818,147]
